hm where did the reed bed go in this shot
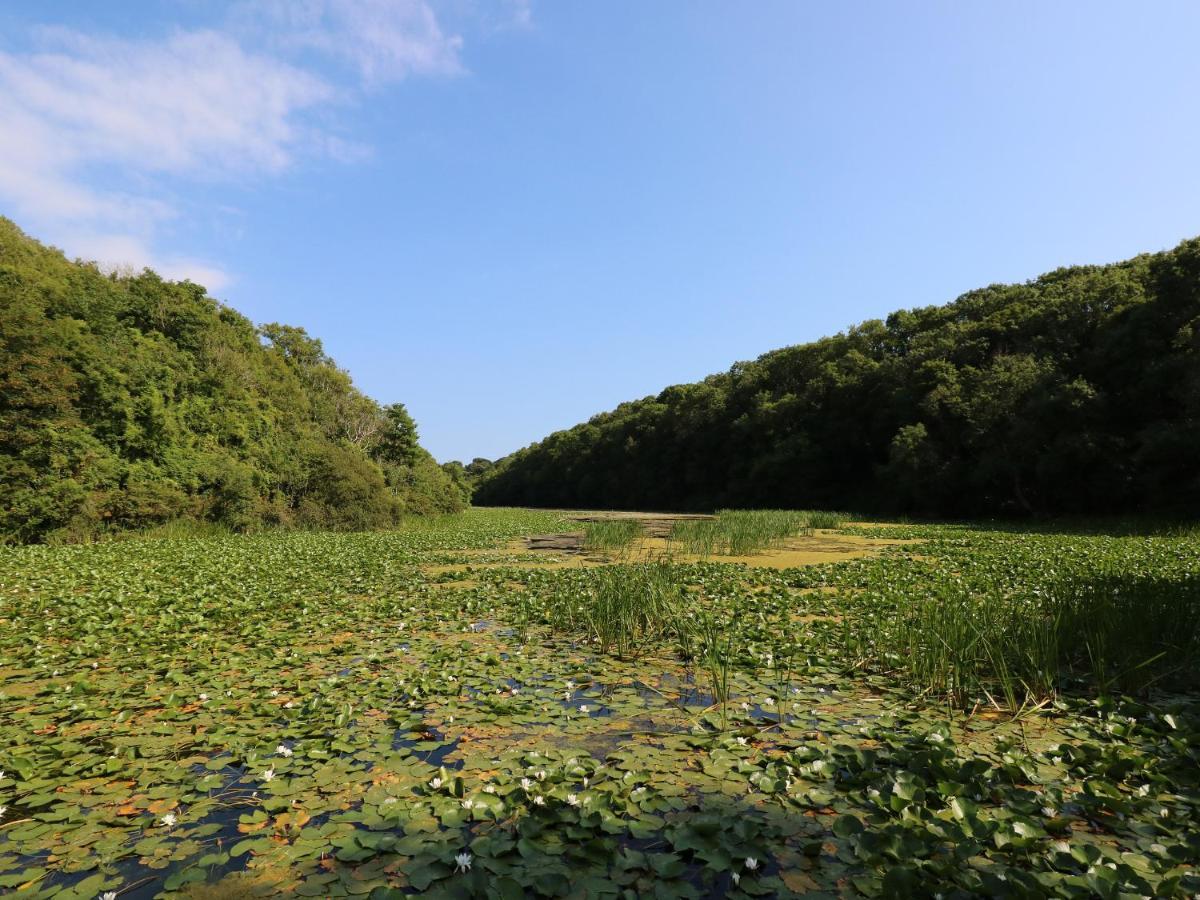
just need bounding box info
[847,571,1200,708]
[669,508,848,556]
[582,519,644,552]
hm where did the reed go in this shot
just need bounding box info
[847,571,1200,708]
[669,509,846,556]
[582,519,644,552]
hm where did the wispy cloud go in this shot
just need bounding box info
[62,232,235,292]
[0,0,470,290]
[241,0,464,85]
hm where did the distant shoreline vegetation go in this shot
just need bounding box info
[0,217,463,544]
[475,237,1200,517]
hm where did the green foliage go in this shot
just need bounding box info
[560,562,688,658]
[861,570,1200,708]
[669,509,840,556]
[1,510,1198,897]
[581,519,643,551]
[440,456,495,504]
[0,217,462,542]
[477,237,1200,516]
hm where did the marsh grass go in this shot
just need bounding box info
[669,509,847,556]
[582,519,644,552]
[807,510,850,529]
[852,571,1200,708]
[695,612,734,711]
[538,561,690,658]
[535,562,743,723]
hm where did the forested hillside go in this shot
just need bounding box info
[477,238,1200,516]
[0,218,461,543]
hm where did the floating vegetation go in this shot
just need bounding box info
[0,510,1198,898]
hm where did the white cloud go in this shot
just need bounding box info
[0,1,467,291]
[0,27,337,290]
[64,232,232,292]
[240,0,464,85]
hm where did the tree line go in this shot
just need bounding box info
[0,217,462,543]
[476,237,1200,517]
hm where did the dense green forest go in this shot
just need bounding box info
[477,237,1200,516]
[0,218,462,543]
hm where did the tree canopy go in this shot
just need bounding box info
[476,237,1200,517]
[0,217,462,543]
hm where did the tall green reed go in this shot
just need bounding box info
[582,519,644,552]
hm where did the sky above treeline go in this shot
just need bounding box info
[3,1,1200,462]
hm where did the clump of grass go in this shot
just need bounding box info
[669,520,719,556]
[582,519,644,552]
[807,510,850,529]
[538,562,690,658]
[670,509,846,556]
[849,571,1200,709]
[696,612,734,724]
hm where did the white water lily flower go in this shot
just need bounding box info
[429,777,443,790]
[160,813,177,827]
[520,777,533,790]
[283,701,294,709]
[744,857,759,871]
[270,690,279,697]
[198,693,208,702]
[582,777,589,788]
[731,872,741,885]
[0,805,6,820]
[262,768,275,783]
[462,798,475,809]
[276,744,293,758]
[565,680,575,690]
[454,851,473,873]
[482,784,496,794]
[735,737,747,746]
[532,795,545,806]
[566,794,580,807]
[579,705,589,713]
[100,892,118,900]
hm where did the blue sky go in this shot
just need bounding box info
[3,2,1199,462]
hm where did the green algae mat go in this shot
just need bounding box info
[1,509,1197,898]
